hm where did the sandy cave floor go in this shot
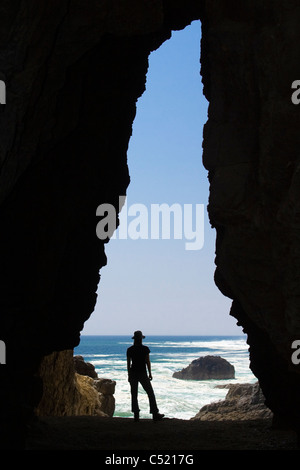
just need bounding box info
[25,416,299,453]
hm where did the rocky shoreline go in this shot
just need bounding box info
[192,382,272,421]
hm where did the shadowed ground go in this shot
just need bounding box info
[26,416,298,451]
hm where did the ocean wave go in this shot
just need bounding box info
[149,340,248,350]
[91,359,125,366]
[81,354,112,358]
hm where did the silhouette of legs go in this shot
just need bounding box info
[130,376,140,415]
[130,373,159,416]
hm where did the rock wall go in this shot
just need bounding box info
[0,1,203,447]
[0,0,300,447]
[36,351,115,417]
[201,0,300,429]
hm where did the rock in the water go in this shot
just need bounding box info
[173,356,235,380]
[192,382,273,421]
[74,355,98,379]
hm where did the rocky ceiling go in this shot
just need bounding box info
[0,0,300,448]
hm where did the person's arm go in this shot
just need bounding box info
[127,356,131,381]
[145,354,152,380]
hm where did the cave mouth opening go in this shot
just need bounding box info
[85,20,238,338]
[74,22,252,421]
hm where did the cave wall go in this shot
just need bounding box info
[201,0,300,426]
[0,0,300,447]
[0,0,201,448]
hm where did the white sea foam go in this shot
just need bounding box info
[83,354,111,358]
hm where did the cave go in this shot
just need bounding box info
[1,0,300,450]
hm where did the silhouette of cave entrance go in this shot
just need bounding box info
[80,22,249,421]
[88,21,240,339]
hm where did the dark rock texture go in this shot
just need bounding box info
[192,382,273,421]
[74,355,98,379]
[201,0,300,433]
[0,0,300,448]
[173,355,235,380]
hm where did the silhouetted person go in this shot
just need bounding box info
[127,331,164,422]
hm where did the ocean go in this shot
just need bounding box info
[74,335,257,420]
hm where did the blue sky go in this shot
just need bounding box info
[83,21,243,336]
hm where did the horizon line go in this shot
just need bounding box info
[79,333,246,337]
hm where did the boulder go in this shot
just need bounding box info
[74,374,116,418]
[75,374,104,416]
[74,355,98,379]
[98,394,116,418]
[94,378,116,417]
[94,378,116,395]
[173,356,235,380]
[74,356,116,417]
[192,382,273,421]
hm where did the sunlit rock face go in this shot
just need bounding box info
[0,0,300,447]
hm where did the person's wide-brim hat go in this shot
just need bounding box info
[132,330,145,339]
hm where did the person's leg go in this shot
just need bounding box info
[129,376,140,419]
[139,374,159,415]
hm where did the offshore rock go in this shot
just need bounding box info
[173,356,235,380]
[192,382,272,421]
